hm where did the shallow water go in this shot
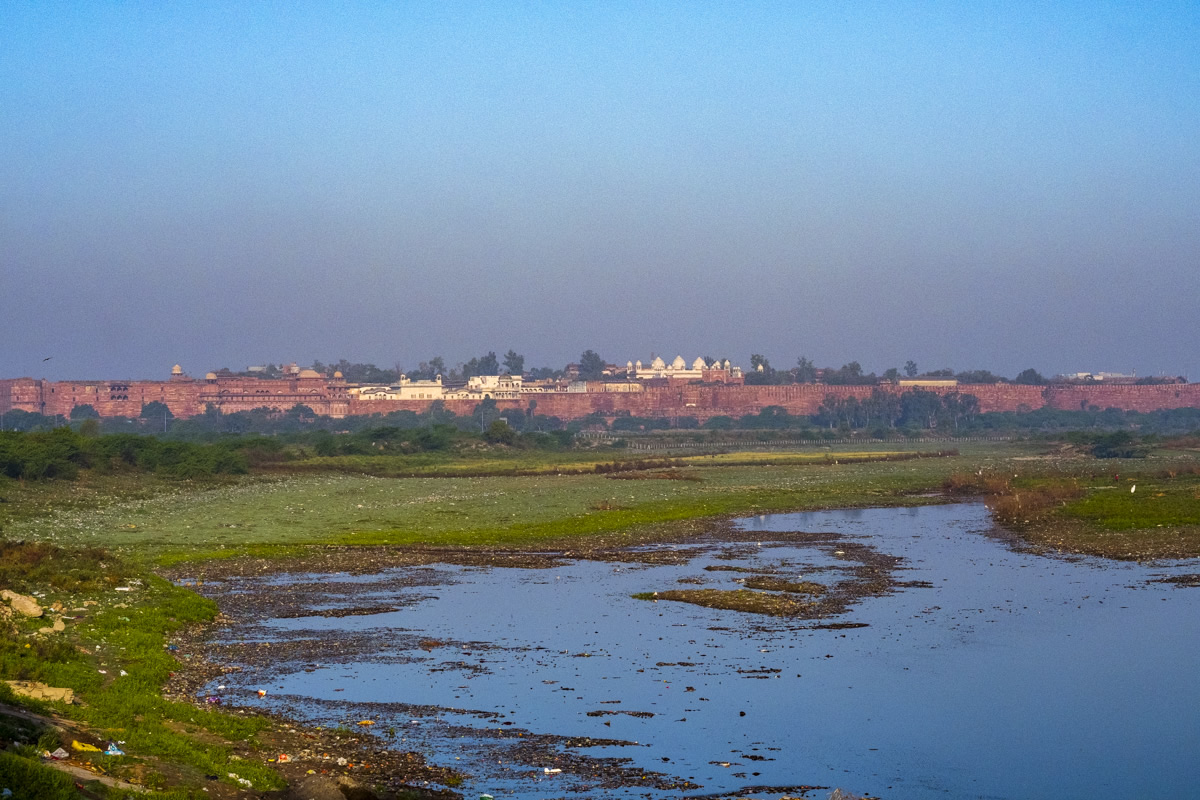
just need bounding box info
[206,504,1200,798]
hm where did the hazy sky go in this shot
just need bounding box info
[3,2,1198,381]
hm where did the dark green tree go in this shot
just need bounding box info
[904,360,919,378]
[69,404,99,420]
[503,350,525,375]
[477,351,500,375]
[823,362,877,385]
[408,357,446,381]
[140,401,174,432]
[1014,368,1047,385]
[483,418,517,444]
[472,397,500,430]
[794,357,818,383]
[955,370,1006,384]
[578,350,606,380]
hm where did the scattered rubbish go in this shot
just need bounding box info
[72,740,101,752]
[2,788,11,798]
[257,689,267,696]
[336,757,348,767]
[115,587,133,592]
[277,753,291,763]
[50,748,69,760]
[105,743,125,756]
[205,696,222,705]
[356,719,374,726]
[543,767,562,774]
[226,773,252,788]
[119,670,128,676]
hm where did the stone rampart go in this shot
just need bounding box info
[4,376,1199,424]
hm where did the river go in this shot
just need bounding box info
[197,503,1200,798]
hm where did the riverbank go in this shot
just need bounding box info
[3,441,1200,798]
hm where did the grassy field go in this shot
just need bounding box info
[1021,472,1200,560]
[278,441,943,477]
[3,444,1019,563]
[5,439,1200,564]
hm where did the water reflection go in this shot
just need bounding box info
[205,504,1200,799]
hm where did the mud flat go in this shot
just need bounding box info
[172,504,1200,799]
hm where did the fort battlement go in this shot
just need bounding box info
[3,372,1199,423]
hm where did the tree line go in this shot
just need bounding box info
[743,357,1053,387]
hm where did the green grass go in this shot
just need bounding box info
[4,445,1015,560]
[0,751,78,800]
[1063,479,1200,530]
[0,558,283,797]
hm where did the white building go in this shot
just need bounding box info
[349,374,445,401]
[628,355,741,381]
[447,374,524,400]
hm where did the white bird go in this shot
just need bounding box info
[1131,485,1136,493]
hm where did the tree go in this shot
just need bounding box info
[898,389,943,429]
[330,360,398,384]
[904,360,919,378]
[473,397,500,430]
[140,401,174,433]
[943,392,981,430]
[477,351,500,376]
[69,404,99,420]
[794,357,817,383]
[1014,368,1047,385]
[882,367,900,383]
[483,418,517,445]
[745,354,779,385]
[823,362,877,386]
[408,356,447,381]
[503,349,525,375]
[578,350,606,381]
[955,370,1006,384]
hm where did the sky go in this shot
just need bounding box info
[3,1,1198,381]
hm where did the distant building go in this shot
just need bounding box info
[349,374,445,401]
[446,374,523,400]
[626,355,742,383]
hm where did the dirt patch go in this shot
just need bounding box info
[1150,573,1200,588]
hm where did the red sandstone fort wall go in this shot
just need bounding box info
[4,377,1200,423]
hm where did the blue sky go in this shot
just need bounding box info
[3,2,1198,380]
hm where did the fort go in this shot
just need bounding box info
[4,363,1200,424]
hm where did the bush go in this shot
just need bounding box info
[0,752,78,800]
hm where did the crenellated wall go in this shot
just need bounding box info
[4,375,1199,424]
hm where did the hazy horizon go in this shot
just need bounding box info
[4,3,1197,382]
